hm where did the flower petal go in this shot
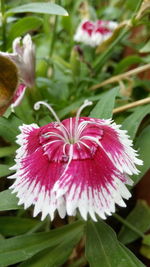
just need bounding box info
[9,124,66,220]
[54,145,131,221]
[11,83,26,108]
[82,118,143,175]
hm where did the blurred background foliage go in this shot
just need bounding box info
[0,0,150,266]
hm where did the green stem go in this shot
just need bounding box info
[0,146,17,158]
[49,15,58,57]
[114,213,145,238]
[1,0,6,51]
[49,0,61,57]
[94,27,129,74]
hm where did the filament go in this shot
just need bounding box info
[74,100,93,141]
[34,101,69,142]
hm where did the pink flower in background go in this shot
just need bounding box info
[8,100,142,221]
[0,34,35,108]
[74,19,118,47]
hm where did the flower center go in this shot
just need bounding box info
[69,138,75,144]
[34,100,93,145]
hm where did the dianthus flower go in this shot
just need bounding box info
[9,100,142,221]
[74,19,118,47]
[0,34,35,108]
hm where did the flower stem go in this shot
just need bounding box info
[114,213,145,238]
[49,0,60,57]
[1,0,6,51]
[94,26,129,74]
[90,63,150,91]
[49,15,58,57]
[113,97,150,114]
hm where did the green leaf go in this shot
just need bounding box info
[85,220,144,267]
[7,3,68,16]
[122,104,150,139]
[140,40,150,53]
[8,16,43,45]
[0,217,38,236]
[114,55,144,74]
[89,87,119,119]
[14,95,34,124]
[140,234,150,259]
[19,234,81,267]
[0,114,22,143]
[0,189,21,211]
[0,164,13,177]
[119,201,150,244]
[0,221,84,267]
[0,146,16,158]
[133,125,150,184]
[94,27,128,73]
[142,234,150,246]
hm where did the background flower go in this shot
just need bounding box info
[74,19,118,47]
[0,34,35,108]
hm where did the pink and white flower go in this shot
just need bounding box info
[8,100,142,221]
[74,19,118,47]
[0,34,35,107]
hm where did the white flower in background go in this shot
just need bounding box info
[74,19,118,47]
[0,34,35,107]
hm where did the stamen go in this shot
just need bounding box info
[34,101,69,142]
[74,100,93,142]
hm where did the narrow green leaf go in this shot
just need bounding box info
[0,146,16,158]
[0,221,84,267]
[0,217,38,236]
[142,234,150,246]
[0,164,13,177]
[7,3,68,16]
[114,55,144,74]
[122,104,150,139]
[132,125,150,184]
[86,220,144,267]
[0,115,22,143]
[140,234,150,260]
[89,87,119,119]
[119,201,150,244]
[120,243,145,266]
[19,234,81,267]
[8,16,43,45]
[0,189,21,211]
[140,40,150,53]
[94,27,128,73]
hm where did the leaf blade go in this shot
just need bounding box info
[85,220,144,267]
[7,3,68,16]
[8,16,43,45]
[89,87,119,119]
[119,201,150,244]
[132,125,150,183]
[0,189,21,211]
[0,221,84,267]
[122,104,150,139]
